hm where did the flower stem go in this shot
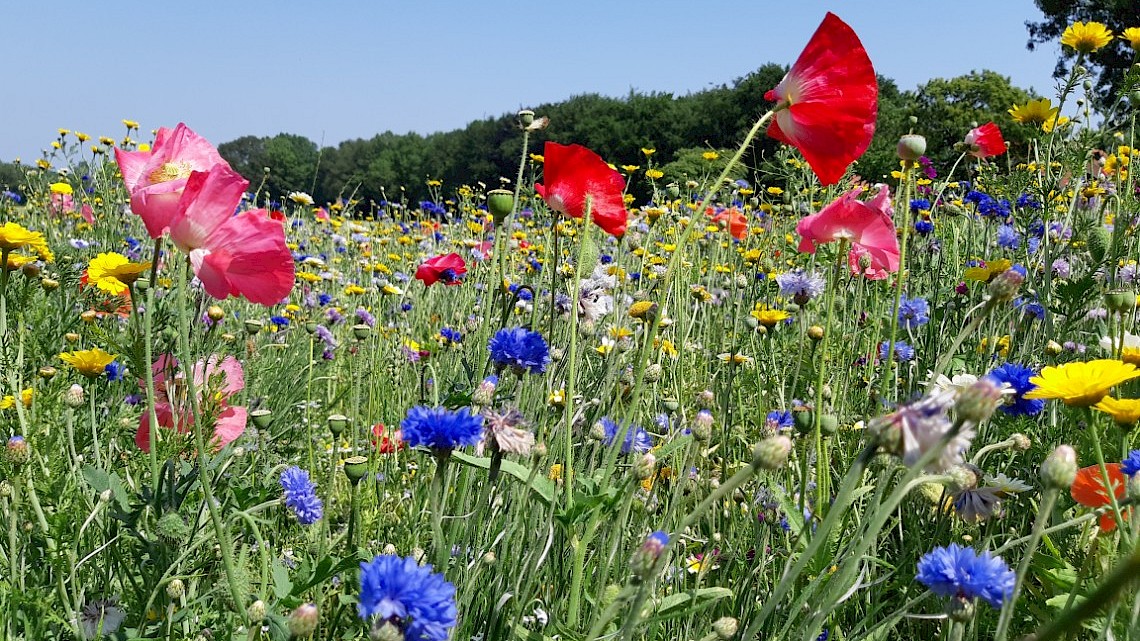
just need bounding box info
[430,450,451,569]
[877,164,914,405]
[994,487,1059,641]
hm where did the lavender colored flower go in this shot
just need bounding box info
[996,225,1019,250]
[598,417,652,454]
[1051,258,1071,279]
[897,296,930,329]
[356,307,376,327]
[870,390,973,472]
[280,467,323,525]
[916,544,1015,608]
[776,270,826,304]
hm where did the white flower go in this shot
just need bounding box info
[1099,332,1140,352]
[288,191,314,206]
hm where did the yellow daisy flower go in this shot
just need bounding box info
[1094,397,1140,427]
[0,222,54,262]
[751,305,791,328]
[1061,21,1113,54]
[59,348,116,378]
[1122,27,1140,51]
[1025,359,1140,407]
[49,182,73,195]
[87,252,151,296]
[1008,99,1060,126]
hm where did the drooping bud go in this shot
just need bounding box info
[1040,445,1078,490]
[289,603,319,638]
[630,530,670,580]
[987,269,1023,302]
[955,377,1003,424]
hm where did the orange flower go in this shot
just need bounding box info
[709,207,748,240]
[1071,463,1127,532]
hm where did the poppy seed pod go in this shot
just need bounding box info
[517,110,535,127]
[487,189,514,224]
[897,134,927,162]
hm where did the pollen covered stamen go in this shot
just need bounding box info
[147,161,194,185]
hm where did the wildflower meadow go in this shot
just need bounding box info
[7,10,1140,641]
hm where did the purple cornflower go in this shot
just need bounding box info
[280,467,323,525]
[916,544,1015,609]
[775,270,826,305]
[897,296,930,329]
[356,307,376,327]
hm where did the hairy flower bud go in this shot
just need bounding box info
[692,410,714,442]
[897,134,927,162]
[713,617,739,640]
[247,600,267,624]
[1041,445,1078,490]
[987,269,1023,302]
[630,531,669,581]
[166,578,185,600]
[289,603,319,638]
[752,436,792,470]
[955,377,1003,424]
[636,452,657,480]
[64,384,85,408]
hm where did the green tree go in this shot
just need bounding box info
[1026,0,1140,105]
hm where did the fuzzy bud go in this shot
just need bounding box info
[987,269,1023,302]
[1045,340,1063,356]
[371,621,405,641]
[247,600,267,624]
[289,603,319,638]
[166,578,185,600]
[630,531,669,580]
[635,452,656,480]
[692,410,713,442]
[1040,445,1078,490]
[947,595,975,623]
[955,377,1003,424]
[696,389,715,409]
[472,375,498,406]
[807,325,825,341]
[1010,433,1031,451]
[5,436,29,465]
[644,363,663,384]
[589,421,607,442]
[63,384,85,408]
[752,436,792,470]
[713,617,739,640]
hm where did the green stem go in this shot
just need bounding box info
[1025,543,1140,641]
[143,239,163,485]
[994,488,1059,641]
[812,237,848,518]
[877,165,914,404]
[430,450,451,569]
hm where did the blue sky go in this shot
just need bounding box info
[5,1,1064,162]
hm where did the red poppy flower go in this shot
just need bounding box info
[796,185,899,280]
[764,12,878,186]
[964,122,1006,159]
[534,142,628,237]
[415,253,467,286]
[1071,463,1127,532]
[709,207,748,240]
[268,209,286,222]
[372,423,405,454]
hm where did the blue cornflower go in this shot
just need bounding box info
[280,467,323,525]
[897,296,930,329]
[916,544,1015,608]
[488,327,551,375]
[400,406,483,451]
[775,270,825,303]
[358,555,457,641]
[1017,193,1041,209]
[996,225,1019,250]
[914,219,934,235]
[104,361,125,382]
[987,363,1044,416]
[318,293,332,306]
[598,417,652,454]
[880,341,915,363]
[439,327,462,344]
[1123,450,1140,476]
[910,198,931,212]
[1015,297,1045,321]
[270,315,290,328]
[765,410,795,432]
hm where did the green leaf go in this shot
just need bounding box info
[451,451,554,505]
[272,560,293,600]
[648,587,733,622]
[81,465,110,493]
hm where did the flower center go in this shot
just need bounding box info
[148,161,195,185]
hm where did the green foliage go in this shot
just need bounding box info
[1027,1,1140,106]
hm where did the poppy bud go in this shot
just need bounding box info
[752,435,792,470]
[1088,227,1110,263]
[487,189,514,224]
[1040,445,1078,490]
[288,603,318,638]
[897,134,927,162]
[713,617,739,640]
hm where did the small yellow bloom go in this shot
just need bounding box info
[345,284,367,295]
[1123,27,1140,51]
[1009,99,1060,126]
[1041,114,1070,134]
[645,169,664,179]
[1026,360,1140,407]
[751,304,791,328]
[122,119,140,129]
[702,151,719,161]
[59,348,116,378]
[1061,21,1113,54]
[529,154,544,163]
[621,165,640,172]
[766,186,783,196]
[137,143,151,152]
[87,252,151,296]
[1094,397,1140,426]
[641,148,656,157]
[628,300,658,320]
[49,182,73,195]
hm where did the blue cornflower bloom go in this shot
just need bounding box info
[996,225,1019,250]
[1015,297,1045,321]
[898,296,930,329]
[488,327,551,375]
[910,198,931,212]
[914,219,934,235]
[1123,450,1140,476]
[358,555,457,641]
[775,270,825,303]
[318,293,332,306]
[400,406,483,451]
[765,410,795,432]
[880,341,915,363]
[916,544,1015,608]
[598,417,652,454]
[987,363,1044,416]
[1017,193,1041,209]
[104,361,125,382]
[439,327,462,344]
[270,315,290,328]
[280,467,323,525]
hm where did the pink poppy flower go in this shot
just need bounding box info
[135,354,247,452]
[168,166,294,306]
[534,142,628,237]
[81,203,95,225]
[115,123,229,239]
[50,192,75,215]
[764,13,878,186]
[415,252,467,286]
[796,185,899,280]
[964,122,1006,159]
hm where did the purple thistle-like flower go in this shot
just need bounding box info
[916,544,1015,608]
[358,555,457,641]
[280,467,323,525]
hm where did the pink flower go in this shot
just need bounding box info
[81,203,95,225]
[135,354,247,452]
[415,252,467,286]
[115,123,229,239]
[796,185,899,280]
[168,166,294,306]
[964,122,1006,159]
[49,192,75,215]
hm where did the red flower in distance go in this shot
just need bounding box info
[965,122,1006,159]
[709,207,748,241]
[765,12,878,186]
[415,252,467,286]
[534,142,628,237]
[372,423,405,454]
[1071,463,1127,532]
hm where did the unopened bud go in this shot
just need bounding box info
[289,603,319,638]
[897,134,927,162]
[987,269,1023,302]
[1045,340,1063,356]
[752,436,792,470]
[692,410,713,442]
[1040,445,1078,490]
[955,377,1003,424]
[166,578,185,599]
[371,621,405,641]
[696,389,715,409]
[207,305,225,321]
[807,325,825,341]
[1010,433,1031,451]
[5,436,29,465]
[635,452,656,480]
[589,421,607,442]
[644,363,663,384]
[247,600,267,624]
[64,384,85,408]
[472,375,498,406]
[630,531,669,580]
[713,617,739,640]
